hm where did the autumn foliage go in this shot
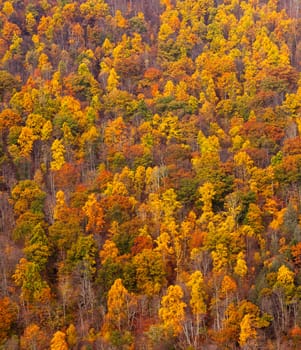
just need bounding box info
[0,0,301,349]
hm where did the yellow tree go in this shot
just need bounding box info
[82,193,104,233]
[78,125,99,168]
[102,278,137,348]
[53,190,67,221]
[66,324,77,349]
[105,278,136,333]
[99,239,119,264]
[134,165,146,200]
[239,314,257,348]
[38,52,52,79]
[162,188,181,220]
[50,331,68,350]
[25,113,48,139]
[192,131,223,194]
[186,270,207,347]
[18,126,36,158]
[104,116,127,154]
[107,68,120,92]
[25,12,36,34]
[159,285,186,337]
[155,230,174,264]
[198,182,215,227]
[272,265,296,333]
[113,9,127,28]
[234,252,248,279]
[2,1,15,17]
[211,243,229,273]
[233,151,254,183]
[178,211,197,269]
[187,271,207,317]
[220,275,237,304]
[163,80,175,97]
[79,0,109,20]
[50,139,65,171]
[41,120,53,141]
[102,38,113,55]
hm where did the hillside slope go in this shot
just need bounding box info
[0,0,301,349]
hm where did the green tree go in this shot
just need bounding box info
[133,249,166,296]
[23,223,51,270]
[13,258,50,305]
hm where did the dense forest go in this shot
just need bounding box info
[0,0,301,349]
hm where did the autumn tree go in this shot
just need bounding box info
[82,193,104,234]
[133,248,166,296]
[0,297,17,344]
[23,223,51,270]
[13,257,51,306]
[102,278,137,347]
[20,324,48,350]
[50,331,68,350]
[66,324,77,349]
[184,270,207,348]
[10,180,46,241]
[159,284,186,337]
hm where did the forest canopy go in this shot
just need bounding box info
[0,0,301,349]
